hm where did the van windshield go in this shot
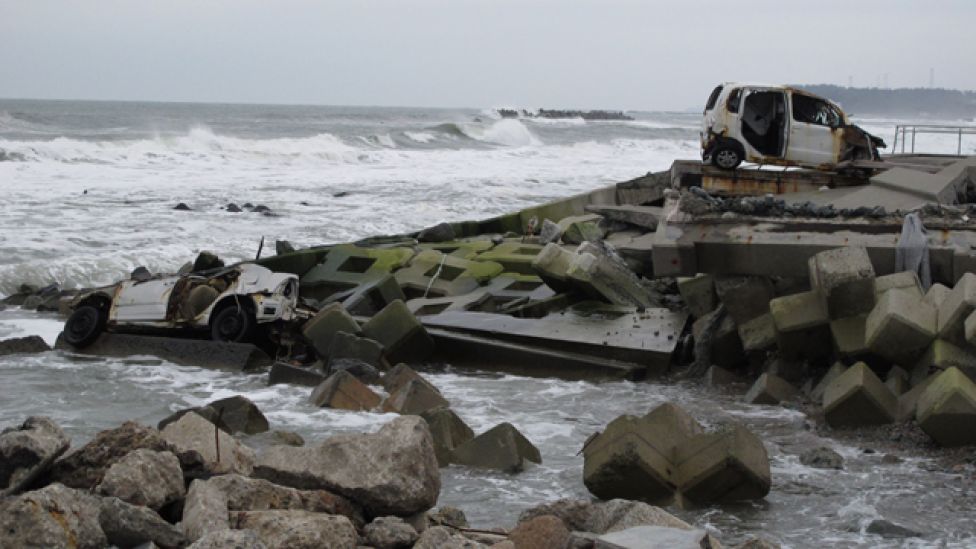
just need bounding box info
[704,86,723,111]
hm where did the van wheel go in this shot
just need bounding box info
[64,305,106,348]
[711,143,743,169]
[211,305,254,343]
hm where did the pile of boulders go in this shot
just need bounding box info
[680,245,976,447]
[1,283,77,315]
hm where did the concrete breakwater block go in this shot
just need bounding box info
[744,373,798,405]
[310,371,382,411]
[865,288,936,364]
[565,242,659,309]
[937,272,976,345]
[809,362,847,403]
[302,302,361,358]
[531,243,577,293]
[770,289,832,360]
[808,246,876,319]
[394,249,503,299]
[913,339,976,383]
[362,300,435,364]
[873,271,923,301]
[823,362,897,427]
[381,377,449,416]
[583,403,703,504]
[450,422,541,473]
[420,407,474,467]
[923,282,951,309]
[714,276,774,325]
[268,362,326,387]
[830,314,869,358]
[738,313,777,352]
[677,274,716,319]
[54,332,271,372]
[675,424,771,505]
[382,363,438,394]
[329,331,387,370]
[916,367,976,447]
[692,309,744,369]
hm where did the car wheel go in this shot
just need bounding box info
[711,143,743,170]
[211,305,254,343]
[64,305,105,348]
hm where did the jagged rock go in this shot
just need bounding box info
[310,370,382,411]
[207,395,270,435]
[0,416,69,496]
[675,424,771,504]
[799,447,844,469]
[207,473,364,527]
[413,525,486,549]
[364,516,420,549]
[418,222,456,243]
[161,411,255,475]
[97,448,184,510]
[254,416,440,516]
[188,529,268,549]
[49,421,172,489]
[420,407,474,467]
[181,479,230,542]
[327,357,383,385]
[584,499,691,534]
[428,506,469,529]
[0,335,51,356]
[382,377,450,415]
[0,483,106,549]
[230,509,358,549]
[509,515,569,549]
[583,403,703,503]
[226,202,243,212]
[173,202,192,211]
[98,495,188,549]
[450,422,541,473]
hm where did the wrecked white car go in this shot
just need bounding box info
[701,83,885,171]
[63,263,300,347]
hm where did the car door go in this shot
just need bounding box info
[112,277,177,323]
[786,93,842,166]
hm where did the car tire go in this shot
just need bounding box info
[64,305,106,348]
[711,142,743,170]
[211,305,254,343]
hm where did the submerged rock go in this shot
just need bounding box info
[0,335,51,356]
[799,446,844,470]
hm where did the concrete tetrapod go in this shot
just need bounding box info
[582,403,703,504]
[822,362,897,427]
[450,422,541,473]
[865,288,937,364]
[744,373,798,405]
[808,246,876,319]
[915,367,976,447]
[309,370,382,412]
[675,424,771,505]
[937,272,976,346]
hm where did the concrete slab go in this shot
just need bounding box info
[566,242,661,308]
[255,247,330,277]
[475,241,545,275]
[300,244,414,309]
[55,332,271,372]
[405,275,553,317]
[583,205,663,231]
[604,231,656,277]
[916,367,976,447]
[865,289,937,364]
[823,362,897,427]
[808,247,876,319]
[394,250,503,299]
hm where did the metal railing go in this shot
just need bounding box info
[891,124,976,155]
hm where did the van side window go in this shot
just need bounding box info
[726,88,741,113]
[704,86,723,111]
[792,94,842,127]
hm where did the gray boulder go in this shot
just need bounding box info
[413,525,486,549]
[97,448,185,510]
[0,416,69,496]
[364,516,420,549]
[208,395,270,435]
[230,509,358,549]
[161,411,255,475]
[49,421,172,489]
[188,529,268,549]
[428,506,469,529]
[585,499,691,534]
[418,222,456,243]
[597,525,717,549]
[0,335,51,356]
[0,483,106,549]
[181,479,230,542]
[207,473,364,527]
[254,416,440,516]
[517,499,594,532]
[98,495,188,549]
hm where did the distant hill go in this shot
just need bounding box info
[799,85,976,119]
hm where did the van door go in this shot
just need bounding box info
[787,93,843,166]
[739,89,788,159]
[113,278,176,322]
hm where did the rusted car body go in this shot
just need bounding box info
[63,263,301,347]
[701,83,885,171]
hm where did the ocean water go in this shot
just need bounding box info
[2,100,976,548]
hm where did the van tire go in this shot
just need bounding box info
[711,141,743,169]
[64,305,106,348]
[210,304,254,343]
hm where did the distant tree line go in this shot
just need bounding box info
[496,108,634,121]
[800,85,976,119]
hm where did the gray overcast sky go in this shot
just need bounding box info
[1,0,973,111]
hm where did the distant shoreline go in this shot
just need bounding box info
[801,84,976,119]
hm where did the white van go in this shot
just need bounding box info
[701,83,885,171]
